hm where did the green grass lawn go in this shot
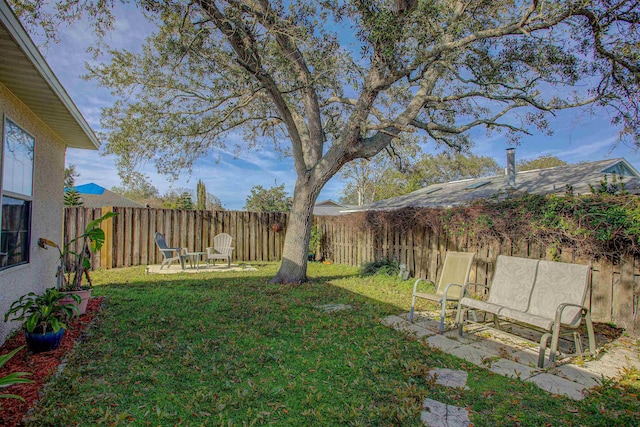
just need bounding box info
[25,263,639,426]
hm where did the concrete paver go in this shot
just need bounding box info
[425,334,465,352]
[551,364,602,388]
[449,344,497,368]
[426,368,470,390]
[467,339,513,358]
[489,358,538,380]
[421,398,471,427]
[315,303,353,312]
[380,315,408,329]
[441,330,476,345]
[526,373,588,400]
[510,349,541,367]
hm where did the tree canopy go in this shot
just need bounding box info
[517,155,568,172]
[13,0,640,283]
[111,172,160,201]
[244,183,292,212]
[341,150,500,205]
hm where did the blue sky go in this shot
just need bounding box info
[28,4,640,210]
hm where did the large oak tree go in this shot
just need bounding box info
[13,0,640,283]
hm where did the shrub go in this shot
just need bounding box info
[360,258,400,276]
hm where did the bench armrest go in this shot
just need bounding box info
[554,303,589,326]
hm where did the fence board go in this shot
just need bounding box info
[614,258,635,330]
[592,262,613,323]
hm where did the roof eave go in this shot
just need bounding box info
[0,1,100,150]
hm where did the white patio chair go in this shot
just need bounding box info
[206,233,234,267]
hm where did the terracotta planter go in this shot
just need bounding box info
[25,328,65,353]
[60,288,92,315]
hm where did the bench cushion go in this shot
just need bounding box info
[526,260,590,327]
[486,256,539,312]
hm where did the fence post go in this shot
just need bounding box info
[100,206,114,270]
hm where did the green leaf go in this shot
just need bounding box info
[0,394,26,401]
[0,346,25,368]
[25,313,40,333]
[50,318,64,333]
[0,372,33,389]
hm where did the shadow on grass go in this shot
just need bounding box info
[20,263,640,427]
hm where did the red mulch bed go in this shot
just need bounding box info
[0,297,103,427]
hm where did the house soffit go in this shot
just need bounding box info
[0,1,99,150]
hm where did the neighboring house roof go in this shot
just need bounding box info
[73,183,107,195]
[0,1,99,150]
[349,158,640,212]
[313,199,354,216]
[67,183,144,208]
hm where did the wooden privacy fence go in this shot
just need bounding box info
[63,207,639,334]
[316,216,640,335]
[63,207,288,269]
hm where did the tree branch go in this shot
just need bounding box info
[196,0,308,176]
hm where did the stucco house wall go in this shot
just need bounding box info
[0,0,99,345]
[0,82,66,343]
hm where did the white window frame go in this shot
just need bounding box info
[1,115,35,269]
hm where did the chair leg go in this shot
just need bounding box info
[549,322,562,363]
[573,332,583,355]
[539,332,551,368]
[438,300,446,333]
[409,294,417,323]
[585,312,596,356]
[457,308,465,336]
[492,314,501,330]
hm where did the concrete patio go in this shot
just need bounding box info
[146,263,258,274]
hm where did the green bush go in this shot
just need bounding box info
[360,258,399,276]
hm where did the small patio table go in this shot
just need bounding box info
[183,251,207,271]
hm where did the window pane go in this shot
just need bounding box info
[3,119,34,196]
[0,196,31,268]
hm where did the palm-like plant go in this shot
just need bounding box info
[0,346,33,406]
[4,288,79,334]
[39,211,117,290]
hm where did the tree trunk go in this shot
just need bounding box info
[270,178,319,284]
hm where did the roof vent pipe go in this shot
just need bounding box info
[506,148,516,188]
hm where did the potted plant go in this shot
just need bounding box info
[38,211,117,314]
[4,288,80,353]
